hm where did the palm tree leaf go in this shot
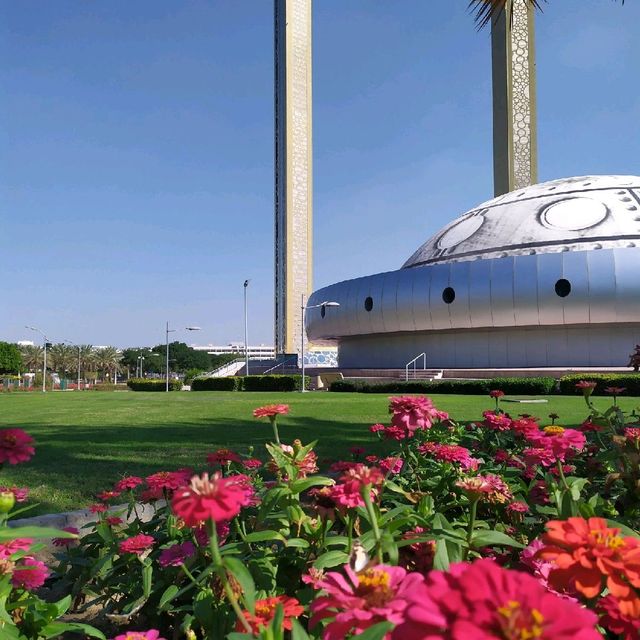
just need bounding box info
[468,0,546,30]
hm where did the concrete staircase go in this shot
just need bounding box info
[339,368,443,382]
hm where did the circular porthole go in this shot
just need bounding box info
[442,287,455,304]
[320,305,326,318]
[555,279,571,298]
[364,296,373,312]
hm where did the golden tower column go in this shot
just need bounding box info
[274,0,313,356]
[491,0,538,196]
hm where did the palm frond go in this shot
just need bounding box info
[468,0,546,30]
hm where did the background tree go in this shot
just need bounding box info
[151,342,212,374]
[18,345,43,373]
[0,342,22,374]
[48,343,75,378]
[121,348,163,376]
[94,347,123,383]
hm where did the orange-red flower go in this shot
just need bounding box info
[253,404,289,419]
[237,595,303,635]
[536,517,640,615]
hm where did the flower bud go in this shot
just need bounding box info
[0,491,15,514]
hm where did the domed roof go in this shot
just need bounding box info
[403,175,640,268]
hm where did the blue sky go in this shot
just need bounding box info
[1,0,638,348]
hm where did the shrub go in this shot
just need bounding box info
[241,374,309,392]
[558,373,640,396]
[329,376,556,395]
[126,378,182,392]
[191,376,241,391]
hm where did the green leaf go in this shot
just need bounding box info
[291,619,311,640]
[289,476,334,494]
[433,538,450,570]
[470,530,524,549]
[285,538,310,549]
[52,594,72,617]
[244,530,286,543]
[225,556,256,614]
[40,621,106,639]
[0,526,78,541]
[354,621,394,640]
[159,584,179,610]
[313,550,349,570]
[607,519,640,539]
[142,563,153,598]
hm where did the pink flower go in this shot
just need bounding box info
[605,386,626,395]
[489,390,505,398]
[106,516,124,526]
[507,501,529,514]
[114,631,166,640]
[114,476,144,492]
[369,424,385,434]
[525,426,586,463]
[193,520,229,547]
[0,429,35,465]
[328,460,359,474]
[207,449,242,465]
[379,456,403,475]
[171,472,252,526]
[0,486,28,502]
[97,490,121,502]
[146,469,193,494]
[253,404,289,419]
[482,410,513,431]
[119,534,154,555]
[89,503,107,514]
[624,428,640,446]
[0,538,33,559]
[575,380,597,397]
[330,464,385,509]
[389,395,441,436]
[158,541,196,567]
[392,559,600,640]
[12,556,49,590]
[310,564,425,639]
[456,474,513,503]
[418,442,480,471]
[383,426,407,441]
[365,455,379,464]
[597,595,640,639]
[242,458,262,470]
[52,527,79,547]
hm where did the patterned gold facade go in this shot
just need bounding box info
[491,0,538,196]
[274,0,313,355]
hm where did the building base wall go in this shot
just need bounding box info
[337,324,640,369]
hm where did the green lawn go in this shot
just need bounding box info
[0,390,636,515]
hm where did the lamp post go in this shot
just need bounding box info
[243,279,250,375]
[165,324,201,392]
[300,298,340,393]
[25,326,50,392]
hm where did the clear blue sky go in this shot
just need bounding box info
[1,0,638,348]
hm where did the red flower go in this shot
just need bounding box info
[12,556,49,590]
[379,456,403,475]
[97,490,121,502]
[207,448,242,465]
[171,472,252,526]
[0,485,28,502]
[536,517,640,615]
[383,426,407,441]
[369,423,385,434]
[242,458,263,470]
[329,464,385,508]
[145,469,193,494]
[605,386,626,395]
[624,427,640,446]
[310,564,425,639]
[507,501,530,514]
[389,396,441,436]
[418,442,479,471]
[597,595,640,639]
[575,380,597,396]
[114,476,143,492]
[89,503,107,513]
[0,429,35,465]
[106,516,123,526]
[392,559,600,640]
[253,404,289,419]
[237,595,303,634]
[119,534,155,556]
[0,538,33,559]
[482,410,513,431]
[52,527,79,547]
[114,631,165,640]
[489,389,505,398]
[365,455,379,464]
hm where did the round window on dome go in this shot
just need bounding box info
[364,296,373,312]
[555,279,571,298]
[442,287,456,304]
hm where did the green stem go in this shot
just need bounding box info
[556,460,570,492]
[346,513,354,554]
[270,417,280,445]
[463,498,479,561]
[362,485,383,563]
[207,521,252,633]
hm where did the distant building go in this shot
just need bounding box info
[191,343,276,360]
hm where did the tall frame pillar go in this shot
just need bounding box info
[491,0,538,196]
[274,0,313,356]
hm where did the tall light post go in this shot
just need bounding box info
[165,324,201,392]
[300,298,340,393]
[25,326,50,392]
[243,279,250,375]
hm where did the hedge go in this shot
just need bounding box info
[330,376,556,395]
[127,378,182,392]
[190,375,310,392]
[191,377,241,391]
[558,373,640,396]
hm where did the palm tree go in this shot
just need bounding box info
[19,345,43,373]
[94,347,123,383]
[48,344,76,377]
[76,345,96,386]
[468,0,623,29]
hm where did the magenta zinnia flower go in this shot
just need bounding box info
[392,559,600,640]
[389,396,441,436]
[158,541,196,567]
[114,631,166,640]
[0,428,35,465]
[482,410,513,431]
[119,534,155,555]
[12,556,49,590]
[0,538,33,559]
[418,442,480,471]
[0,486,29,502]
[207,448,242,465]
[114,476,144,492]
[525,426,585,463]
[329,464,385,508]
[378,456,403,475]
[310,564,425,639]
[253,404,289,418]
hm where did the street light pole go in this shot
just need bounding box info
[299,300,340,393]
[165,324,201,392]
[244,280,250,375]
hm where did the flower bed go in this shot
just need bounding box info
[1,382,640,638]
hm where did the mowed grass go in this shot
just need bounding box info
[0,390,637,515]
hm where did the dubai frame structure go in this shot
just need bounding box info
[273,1,538,357]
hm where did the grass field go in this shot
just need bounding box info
[1,390,636,515]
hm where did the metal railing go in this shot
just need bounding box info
[200,358,245,379]
[263,355,298,375]
[405,353,427,381]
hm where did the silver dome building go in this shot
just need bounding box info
[306,176,640,368]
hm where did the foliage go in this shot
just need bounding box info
[150,342,212,374]
[559,373,640,396]
[191,377,241,391]
[121,349,164,375]
[127,378,182,392]
[0,343,22,375]
[330,377,556,395]
[241,375,310,392]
